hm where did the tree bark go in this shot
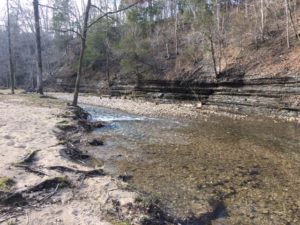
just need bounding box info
[72,0,92,106]
[208,33,218,77]
[260,0,264,40]
[287,0,300,40]
[174,0,178,57]
[33,0,43,94]
[7,0,15,94]
[285,0,290,48]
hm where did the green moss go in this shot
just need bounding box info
[57,176,71,188]
[0,177,15,191]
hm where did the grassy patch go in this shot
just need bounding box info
[56,176,72,188]
[0,177,15,191]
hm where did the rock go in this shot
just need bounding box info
[183,104,194,108]
[152,93,164,98]
[89,121,105,128]
[195,102,202,109]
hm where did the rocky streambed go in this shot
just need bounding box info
[79,104,300,225]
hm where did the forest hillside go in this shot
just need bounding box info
[52,0,300,92]
[1,0,300,91]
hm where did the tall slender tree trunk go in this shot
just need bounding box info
[245,0,248,18]
[208,33,218,77]
[72,0,92,106]
[105,1,110,87]
[174,0,178,57]
[260,0,264,40]
[7,0,15,94]
[33,0,43,94]
[287,0,300,40]
[6,72,10,88]
[113,0,119,24]
[285,0,290,48]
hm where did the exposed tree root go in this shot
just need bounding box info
[48,166,105,177]
[55,122,78,132]
[79,119,105,132]
[25,177,71,193]
[60,147,90,163]
[1,105,110,223]
[14,164,47,177]
[0,191,26,206]
[0,177,72,223]
[17,150,40,165]
[13,150,47,177]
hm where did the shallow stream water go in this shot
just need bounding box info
[82,104,300,225]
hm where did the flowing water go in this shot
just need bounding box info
[82,104,300,225]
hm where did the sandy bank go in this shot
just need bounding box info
[0,92,144,225]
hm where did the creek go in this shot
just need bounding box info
[82,104,300,224]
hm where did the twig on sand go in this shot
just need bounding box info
[26,212,30,225]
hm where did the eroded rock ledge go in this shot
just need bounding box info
[109,75,300,120]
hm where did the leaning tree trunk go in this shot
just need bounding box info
[33,0,43,95]
[72,0,92,106]
[7,0,15,94]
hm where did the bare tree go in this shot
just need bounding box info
[71,0,141,106]
[208,32,218,77]
[7,0,15,94]
[33,0,43,94]
[287,0,300,41]
[285,0,290,48]
[72,0,92,106]
[260,0,265,40]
